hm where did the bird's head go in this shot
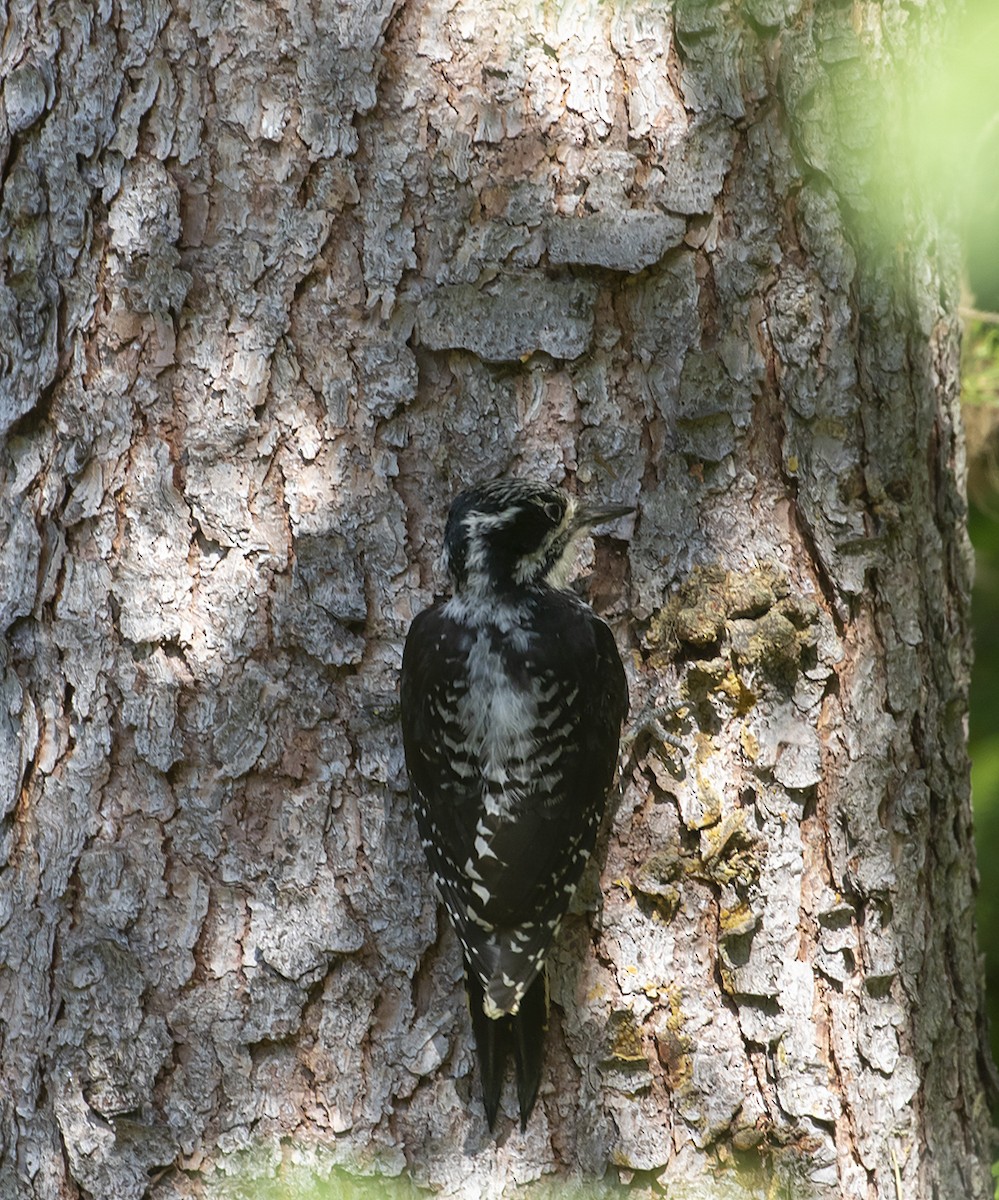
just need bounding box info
[442,478,633,596]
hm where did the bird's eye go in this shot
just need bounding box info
[542,501,562,523]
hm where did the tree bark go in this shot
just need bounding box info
[0,2,992,1198]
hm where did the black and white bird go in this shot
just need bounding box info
[400,478,631,1130]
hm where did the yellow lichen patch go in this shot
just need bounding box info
[606,1009,647,1063]
[654,987,692,1087]
[692,730,715,765]
[714,663,757,713]
[693,777,724,830]
[644,563,822,708]
[643,982,673,1002]
[674,602,726,649]
[719,569,778,619]
[740,722,760,761]
[696,810,764,887]
[739,609,801,666]
[634,849,682,890]
[633,850,682,919]
[643,607,674,657]
[719,900,759,939]
[614,876,635,900]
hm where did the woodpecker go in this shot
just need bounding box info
[400,478,631,1130]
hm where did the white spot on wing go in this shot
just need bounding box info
[474,834,497,860]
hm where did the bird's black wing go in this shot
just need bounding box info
[401,593,627,1001]
[400,602,482,915]
[400,592,628,1128]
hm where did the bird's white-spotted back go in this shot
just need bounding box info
[455,625,537,815]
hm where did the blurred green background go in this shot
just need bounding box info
[918,10,999,1180]
[965,326,999,1200]
[965,328,999,1103]
[949,0,999,1135]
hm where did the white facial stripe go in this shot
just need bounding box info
[512,495,580,587]
[448,488,589,596]
[458,509,514,581]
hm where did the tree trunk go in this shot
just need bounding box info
[0,2,992,1198]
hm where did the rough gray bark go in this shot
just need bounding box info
[0,1,992,1198]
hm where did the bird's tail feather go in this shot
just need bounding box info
[465,966,548,1131]
[511,972,547,1129]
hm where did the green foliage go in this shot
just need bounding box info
[964,322,999,408]
[966,326,999,1200]
[893,1,999,302]
[970,492,999,1085]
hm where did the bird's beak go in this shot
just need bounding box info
[571,500,636,533]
